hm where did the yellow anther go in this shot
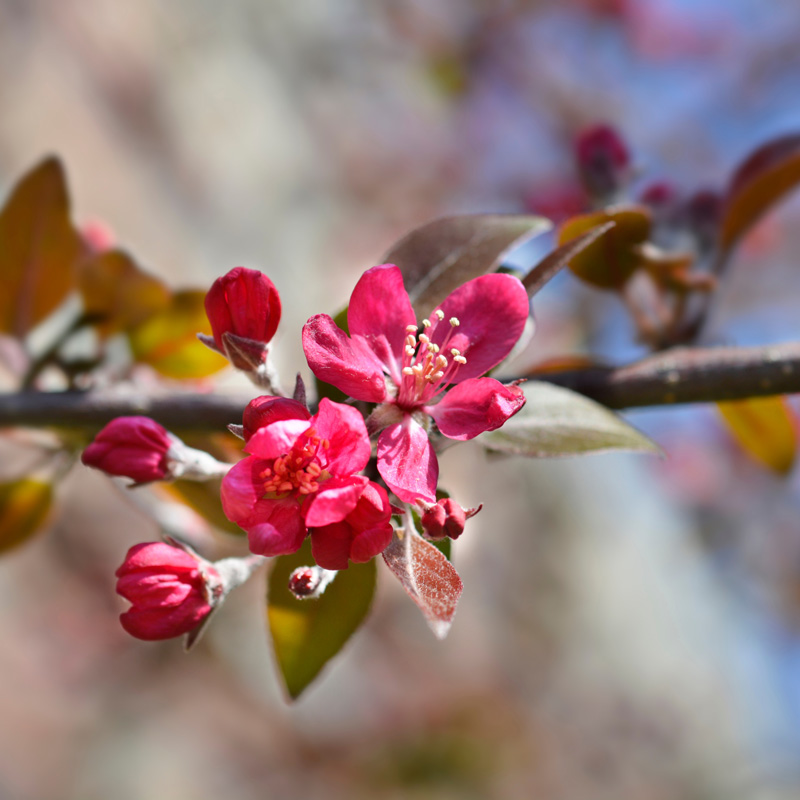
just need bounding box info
[454,355,467,364]
[422,318,432,328]
[428,343,440,353]
[405,346,415,357]
[431,371,444,381]
[434,309,445,321]
[419,333,430,344]
[450,348,461,357]
[402,367,414,376]
[406,324,417,333]
[449,317,460,327]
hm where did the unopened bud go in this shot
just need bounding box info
[575,124,631,200]
[288,565,337,599]
[421,498,482,541]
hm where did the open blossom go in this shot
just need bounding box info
[204,267,281,370]
[302,264,528,503]
[115,542,221,641]
[310,480,394,570]
[221,397,372,557]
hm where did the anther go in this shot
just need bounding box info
[434,310,445,321]
[419,333,430,344]
[406,324,417,333]
[402,367,414,376]
[449,317,460,327]
[454,355,467,364]
[422,319,432,328]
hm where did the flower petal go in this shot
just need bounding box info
[120,602,209,640]
[377,418,438,503]
[351,524,393,564]
[312,398,371,475]
[302,314,387,402]
[431,273,529,382]
[347,264,416,374]
[243,396,310,441]
[244,419,311,459]
[310,522,352,571]
[427,378,526,440]
[246,500,307,557]
[303,475,368,527]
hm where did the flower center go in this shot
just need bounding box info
[259,431,330,498]
[397,310,468,408]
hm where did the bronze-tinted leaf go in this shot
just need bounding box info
[383,214,551,318]
[0,478,54,554]
[720,134,800,252]
[523,220,615,297]
[382,529,462,640]
[480,381,661,457]
[0,157,84,337]
[717,396,796,475]
[558,206,651,289]
[127,289,227,379]
[78,249,170,338]
[268,538,376,700]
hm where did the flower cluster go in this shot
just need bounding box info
[83,263,529,643]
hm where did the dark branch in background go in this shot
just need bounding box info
[0,342,799,433]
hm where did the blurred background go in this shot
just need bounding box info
[2,0,800,797]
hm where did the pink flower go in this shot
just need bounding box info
[302,265,528,503]
[115,542,221,641]
[310,481,394,570]
[204,267,281,370]
[82,416,173,484]
[221,397,372,557]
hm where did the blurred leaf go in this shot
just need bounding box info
[383,214,551,318]
[127,289,227,379]
[382,529,462,640]
[558,206,651,289]
[718,396,796,475]
[480,381,660,457]
[0,157,84,337]
[78,249,170,338]
[523,220,615,296]
[161,479,245,536]
[268,538,376,700]
[0,478,53,554]
[720,134,800,253]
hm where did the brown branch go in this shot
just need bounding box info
[0,342,799,433]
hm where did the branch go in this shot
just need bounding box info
[0,342,798,433]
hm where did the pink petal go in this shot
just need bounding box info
[377,418,438,504]
[347,264,416,374]
[244,419,310,459]
[427,378,526,440]
[243,396,310,441]
[303,475,368,527]
[310,522,353,570]
[431,273,529,382]
[220,457,266,527]
[120,602,210,641]
[312,398,371,475]
[302,314,387,402]
[246,500,307,557]
[116,542,199,574]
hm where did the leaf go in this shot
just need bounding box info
[383,214,551,318]
[127,289,227,379]
[160,479,245,536]
[0,157,85,337]
[480,381,660,457]
[720,134,800,252]
[382,529,462,640]
[78,249,170,338]
[523,220,615,297]
[0,478,54,554]
[268,538,376,700]
[717,396,796,475]
[558,206,651,289]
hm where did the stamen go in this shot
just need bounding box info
[449,317,460,327]
[405,324,417,333]
[418,333,430,344]
[402,367,414,376]
[421,319,431,328]
[454,355,467,364]
[434,310,445,321]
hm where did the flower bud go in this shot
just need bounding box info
[421,498,481,540]
[115,542,222,641]
[82,416,173,484]
[242,395,310,442]
[288,565,337,599]
[575,124,631,200]
[203,267,281,371]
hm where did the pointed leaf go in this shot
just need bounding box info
[268,538,376,700]
[383,214,551,318]
[558,206,651,289]
[523,220,615,297]
[0,157,84,337]
[720,134,800,252]
[382,529,462,640]
[127,289,227,379]
[480,381,660,457]
[0,478,54,554]
[717,396,796,475]
[78,249,170,338]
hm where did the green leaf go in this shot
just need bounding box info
[720,133,800,253]
[0,157,85,338]
[480,381,660,457]
[0,478,54,554]
[267,538,376,700]
[383,214,551,318]
[558,206,651,289]
[717,396,796,475]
